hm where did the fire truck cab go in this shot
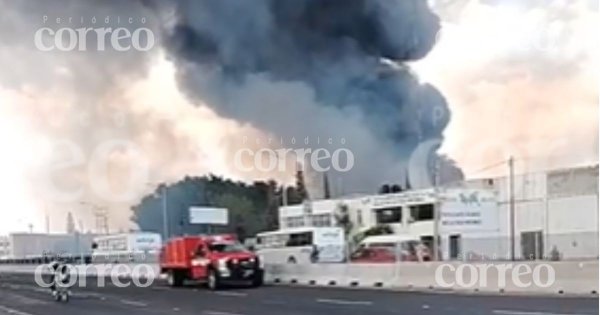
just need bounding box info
[160,234,264,290]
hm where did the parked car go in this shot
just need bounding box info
[350,234,431,263]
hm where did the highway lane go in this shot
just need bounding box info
[0,272,597,315]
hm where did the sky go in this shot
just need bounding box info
[416,0,598,176]
[0,0,597,235]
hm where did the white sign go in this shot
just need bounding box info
[133,234,162,252]
[439,190,498,232]
[189,207,229,225]
[362,190,437,208]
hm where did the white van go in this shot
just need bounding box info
[255,227,345,264]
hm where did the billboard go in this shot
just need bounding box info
[189,207,229,225]
[439,190,499,233]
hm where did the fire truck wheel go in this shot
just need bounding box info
[167,270,183,287]
[207,269,220,290]
[251,274,264,287]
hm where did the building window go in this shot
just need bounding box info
[257,234,288,248]
[311,214,332,227]
[374,207,402,224]
[286,232,313,247]
[284,216,305,228]
[409,204,434,221]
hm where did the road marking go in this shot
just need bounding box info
[214,291,248,297]
[203,311,245,315]
[0,305,34,315]
[316,298,373,306]
[120,299,148,307]
[495,311,594,315]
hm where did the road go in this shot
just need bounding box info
[0,272,596,315]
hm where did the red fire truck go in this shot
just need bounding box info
[159,234,264,289]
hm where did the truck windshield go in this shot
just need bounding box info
[209,242,247,253]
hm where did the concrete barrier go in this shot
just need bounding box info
[0,263,160,281]
[265,261,599,295]
[1,261,596,296]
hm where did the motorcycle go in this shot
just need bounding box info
[49,263,72,303]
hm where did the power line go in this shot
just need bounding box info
[467,160,508,176]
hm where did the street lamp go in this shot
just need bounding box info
[147,183,169,241]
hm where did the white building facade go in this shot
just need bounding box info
[278,165,599,261]
[458,165,598,260]
[280,188,501,261]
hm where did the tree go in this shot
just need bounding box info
[323,172,331,199]
[212,193,256,241]
[378,184,391,194]
[294,167,309,201]
[66,212,75,234]
[130,174,300,239]
[334,202,353,240]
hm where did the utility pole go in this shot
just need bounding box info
[162,185,169,241]
[509,156,516,261]
[433,158,441,261]
[282,185,288,206]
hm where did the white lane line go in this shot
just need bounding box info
[493,309,593,315]
[214,291,248,297]
[316,298,373,306]
[0,305,35,315]
[119,299,148,307]
[203,311,245,315]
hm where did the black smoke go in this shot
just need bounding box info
[160,0,462,192]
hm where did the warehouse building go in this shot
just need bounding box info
[3,232,97,259]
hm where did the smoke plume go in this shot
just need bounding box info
[0,0,458,233]
[161,0,459,192]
